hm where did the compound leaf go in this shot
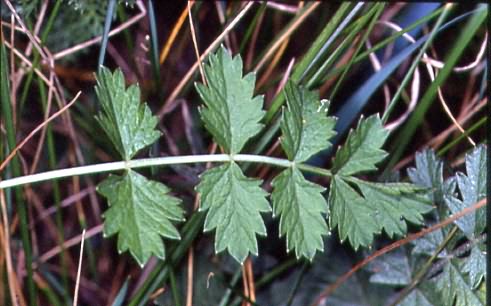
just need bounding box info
[98,170,184,266]
[196,162,270,263]
[195,46,265,154]
[280,81,336,162]
[332,114,389,176]
[271,167,328,260]
[95,66,161,160]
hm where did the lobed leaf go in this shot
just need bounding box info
[271,167,328,260]
[95,67,161,160]
[444,144,486,239]
[328,176,432,249]
[195,46,265,154]
[280,81,336,162]
[332,114,389,176]
[196,162,271,263]
[98,170,184,266]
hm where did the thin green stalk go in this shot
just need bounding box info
[128,212,204,306]
[169,269,182,306]
[98,0,117,72]
[328,3,385,101]
[117,5,134,52]
[323,5,447,82]
[147,0,161,86]
[238,2,267,54]
[286,261,309,306]
[1,37,36,305]
[389,226,459,306]
[0,154,333,190]
[36,78,71,304]
[292,2,359,84]
[255,258,297,287]
[381,4,453,124]
[263,2,355,124]
[18,0,62,113]
[217,269,242,306]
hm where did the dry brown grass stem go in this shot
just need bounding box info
[394,97,486,171]
[53,0,146,60]
[311,198,487,305]
[160,4,188,65]
[188,1,206,85]
[0,91,81,171]
[253,2,320,72]
[32,224,103,271]
[73,229,86,306]
[29,63,56,174]
[256,37,290,89]
[0,189,24,306]
[158,1,255,118]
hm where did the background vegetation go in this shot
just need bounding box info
[0,1,487,305]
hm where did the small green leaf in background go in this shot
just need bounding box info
[407,149,447,204]
[367,248,411,286]
[444,144,486,239]
[195,46,265,154]
[98,170,184,266]
[271,167,328,260]
[95,66,161,160]
[366,247,439,306]
[271,82,336,260]
[332,114,389,176]
[461,244,486,289]
[196,162,270,264]
[280,80,337,162]
[436,259,485,306]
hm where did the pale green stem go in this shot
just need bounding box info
[0,154,331,189]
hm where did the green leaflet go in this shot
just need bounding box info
[269,82,335,260]
[280,80,336,162]
[195,46,265,154]
[196,162,271,264]
[328,176,378,249]
[271,167,328,260]
[98,170,184,266]
[95,66,161,160]
[328,176,432,249]
[444,144,486,239]
[332,114,389,176]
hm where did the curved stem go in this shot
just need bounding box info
[0,154,332,189]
